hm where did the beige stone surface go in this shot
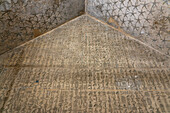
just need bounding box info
[87,0,170,55]
[0,15,169,112]
[0,0,85,54]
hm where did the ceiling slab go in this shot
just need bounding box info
[86,0,170,56]
[0,0,85,54]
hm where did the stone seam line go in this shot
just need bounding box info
[0,14,169,58]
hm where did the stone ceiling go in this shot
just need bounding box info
[0,0,85,54]
[0,0,169,56]
[86,0,170,56]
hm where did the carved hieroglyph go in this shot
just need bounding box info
[0,15,169,112]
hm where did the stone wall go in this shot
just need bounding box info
[0,15,169,112]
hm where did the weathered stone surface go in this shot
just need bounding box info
[0,15,169,112]
[86,0,170,56]
[0,0,85,54]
